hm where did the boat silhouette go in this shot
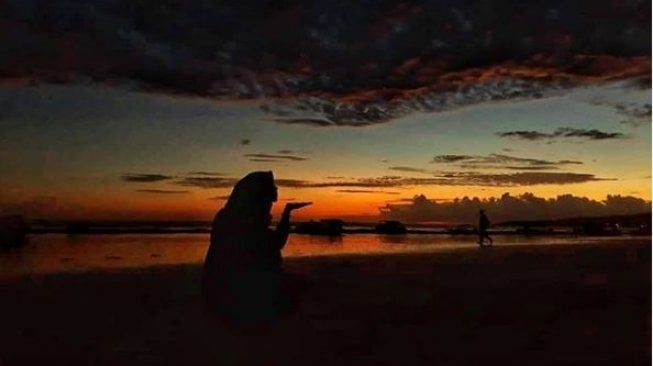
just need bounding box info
[294,219,344,236]
[375,220,407,234]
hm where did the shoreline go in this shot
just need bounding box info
[24,228,653,236]
[1,236,649,283]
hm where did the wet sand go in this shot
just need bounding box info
[0,240,650,365]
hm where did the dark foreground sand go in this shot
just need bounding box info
[0,241,650,366]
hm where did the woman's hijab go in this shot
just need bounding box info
[218,171,277,226]
[204,171,278,270]
[202,171,282,323]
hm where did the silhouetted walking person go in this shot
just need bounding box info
[202,171,311,326]
[478,209,493,247]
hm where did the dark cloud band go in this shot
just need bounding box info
[175,177,238,189]
[273,172,607,188]
[336,189,401,195]
[245,153,308,162]
[2,0,649,125]
[497,128,626,141]
[121,174,174,182]
[136,189,189,194]
[430,153,583,169]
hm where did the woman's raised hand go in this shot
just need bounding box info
[284,202,313,211]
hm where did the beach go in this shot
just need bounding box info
[0,239,650,365]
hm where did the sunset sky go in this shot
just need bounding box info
[0,0,650,222]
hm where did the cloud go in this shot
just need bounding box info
[269,118,335,127]
[209,194,295,201]
[260,58,649,126]
[615,103,652,127]
[2,0,649,125]
[336,189,401,195]
[122,172,234,189]
[277,150,293,154]
[136,189,190,194]
[122,155,603,193]
[495,131,551,140]
[388,166,438,174]
[207,195,230,201]
[430,155,475,163]
[245,153,308,162]
[437,172,606,185]
[430,153,583,170]
[247,158,282,162]
[626,75,651,90]
[275,172,607,188]
[502,166,560,171]
[497,128,626,141]
[556,128,625,140]
[380,193,651,223]
[273,179,314,188]
[262,98,396,127]
[587,98,651,127]
[389,164,566,175]
[187,171,225,176]
[175,177,238,189]
[260,76,574,127]
[121,174,174,182]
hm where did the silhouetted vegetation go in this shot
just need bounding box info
[294,219,344,236]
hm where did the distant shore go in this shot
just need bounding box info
[25,227,652,236]
[22,212,651,236]
[0,240,649,365]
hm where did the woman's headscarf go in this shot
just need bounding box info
[203,171,283,322]
[217,171,277,225]
[204,170,278,278]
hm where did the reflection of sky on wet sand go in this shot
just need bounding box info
[0,234,646,279]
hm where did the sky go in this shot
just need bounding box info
[0,0,651,222]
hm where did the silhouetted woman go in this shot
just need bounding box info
[202,171,311,325]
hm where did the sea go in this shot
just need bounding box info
[0,233,646,279]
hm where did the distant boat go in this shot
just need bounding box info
[65,222,91,235]
[375,220,407,234]
[294,219,344,236]
[0,215,28,248]
[446,224,478,235]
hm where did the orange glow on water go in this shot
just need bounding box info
[1,233,645,280]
